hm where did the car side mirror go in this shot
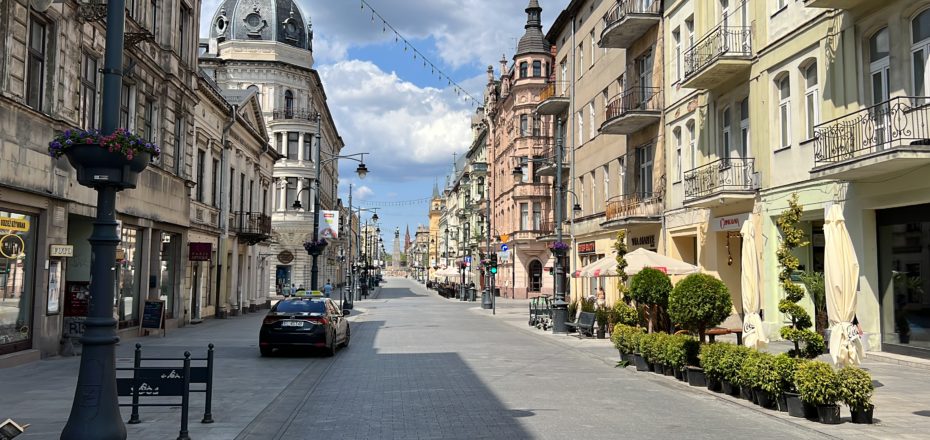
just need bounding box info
[342,309,351,316]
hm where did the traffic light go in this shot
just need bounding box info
[489,253,498,275]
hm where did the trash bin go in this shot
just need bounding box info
[468,285,477,302]
[481,291,492,309]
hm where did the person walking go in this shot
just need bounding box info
[323,279,334,298]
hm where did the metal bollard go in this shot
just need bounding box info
[202,343,215,423]
[177,351,191,440]
[128,343,142,424]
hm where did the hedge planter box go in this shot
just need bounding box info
[663,365,675,377]
[755,389,776,409]
[817,404,842,424]
[739,385,754,401]
[851,406,874,424]
[653,363,665,374]
[721,380,738,396]
[633,354,649,372]
[776,394,789,413]
[785,392,819,420]
[686,366,706,387]
[64,144,151,189]
[706,376,722,392]
[672,367,683,381]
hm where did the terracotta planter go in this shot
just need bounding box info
[817,404,842,424]
[64,143,151,189]
[850,405,874,424]
[686,366,707,387]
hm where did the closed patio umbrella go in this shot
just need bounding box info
[740,215,768,349]
[824,204,863,367]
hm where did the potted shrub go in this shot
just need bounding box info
[717,344,750,396]
[668,273,733,343]
[699,342,729,391]
[774,354,802,413]
[595,307,609,339]
[737,350,762,402]
[754,352,779,409]
[611,324,626,356]
[666,334,699,381]
[631,330,649,372]
[838,366,874,424]
[777,195,825,358]
[49,128,160,189]
[639,333,660,373]
[795,361,842,424]
[613,302,639,326]
[629,268,672,333]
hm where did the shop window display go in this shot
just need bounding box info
[116,226,143,328]
[878,205,930,353]
[0,211,36,354]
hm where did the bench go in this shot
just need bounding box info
[565,312,596,337]
[705,327,744,345]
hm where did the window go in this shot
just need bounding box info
[603,165,610,200]
[871,28,891,145]
[519,156,529,183]
[143,98,155,142]
[287,132,299,160]
[533,114,541,136]
[196,150,205,202]
[579,175,585,213]
[284,90,294,116]
[174,117,184,175]
[778,76,791,149]
[740,98,750,158]
[520,114,529,136]
[673,127,682,181]
[304,133,312,161]
[179,5,190,62]
[532,60,542,77]
[590,29,596,67]
[239,172,246,214]
[673,28,681,82]
[578,43,584,76]
[721,0,730,26]
[26,15,47,111]
[803,64,818,140]
[618,156,626,196]
[149,0,158,34]
[721,106,732,158]
[81,53,98,129]
[532,203,541,230]
[588,101,596,140]
[637,144,654,196]
[120,84,132,129]
[775,0,787,11]
[229,167,234,207]
[560,60,568,91]
[589,171,596,210]
[686,17,694,48]
[912,10,930,97]
[577,111,584,145]
[637,51,654,92]
[520,203,528,230]
[262,189,268,214]
[212,158,219,207]
[687,120,696,169]
[520,62,528,78]
[286,178,298,210]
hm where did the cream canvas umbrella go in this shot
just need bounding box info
[741,215,768,349]
[824,204,864,367]
[622,248,699,275]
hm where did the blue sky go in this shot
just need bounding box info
[201,0,569,252]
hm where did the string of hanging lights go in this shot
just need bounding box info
[359,0,480,107]
[357,197,432,207]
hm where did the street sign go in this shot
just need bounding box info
[500,244,509,252]
[464,256,472,263]
[497,251,510,263]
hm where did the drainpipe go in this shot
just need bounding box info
[215,104,237,318]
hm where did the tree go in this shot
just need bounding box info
[613,229,629,301]
[777,193,824,358]
[629,267,672,333]
[668,273,732,343]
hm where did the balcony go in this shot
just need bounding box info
[535,145,570,177]
[231,212,272,245]
[513,183,551,199]
[811,97,930,181]
[804,0,867,8]
[600,0,662,49]
[602,191,663,228]
[536,81,570,116]
[682,26,752,90]
[271,108,317,121]
[601,87,662,135]
[470,162,488,175]
[683,158,757,207]
[512,222,556,241]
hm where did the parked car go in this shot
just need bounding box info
[259,296,350,357]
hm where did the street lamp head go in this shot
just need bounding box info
[292,200,303,210]
[376,227,381,234]
[512,166,523,178]
[372,213,379,222]
[356,162,369,179]
[572,203,582,214]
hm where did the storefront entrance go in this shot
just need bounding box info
[0,211,36,355]
[878,203,930,356]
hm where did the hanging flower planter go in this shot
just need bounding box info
[303,239,328,256]
[548,241,570,256]
[49,128,159,189]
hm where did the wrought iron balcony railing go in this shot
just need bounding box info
[813,96,930,166]
[271,108,317,121]
[231,212,272,244]
[606,86,663,120]
[683,26,751,79]
[605,191,663,222]
[683,158,755,201]
[604,0,663,28]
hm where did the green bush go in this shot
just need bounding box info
[717,344,752,384]
[737,350,763,388]
[628,326,645,354]
[580,297,597,313]
[612,302,639,326]
[568,301,578,320]
[595,307,609,328]
[699,342,731,379]
[611,324,645,354]
[630,268,672,333]
[838,367,874,410]
[665,334,700,368]
[754,352,780,394]
[668,274,733,342]
[795,361,840,406]
[777,194,824,358]
[639,332,667,364]
[772,353,804,394]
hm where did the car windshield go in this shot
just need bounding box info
[274,300,326,314]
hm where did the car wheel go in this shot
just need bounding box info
[260,346,273,357]
[340,326,351,348]
[324,331,336,357]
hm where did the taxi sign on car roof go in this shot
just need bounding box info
[309,290,324,297]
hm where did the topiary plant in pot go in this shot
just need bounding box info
[776,354,808,416]
[795,361,842,424]
[630,328,649,371]
[629,268,672,333]
[666,334,700,379]
[668,273,733,343]
[595,307,609,339]
[838,366,874,424]
[699,342,729,391]
[718,344,751,396]
[777,194,825,358]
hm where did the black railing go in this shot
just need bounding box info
[271,108,317,121]
[683,26,751,78]
[683,158,755,201]
[814,96,930,165]
[606,86,662,120]
[231,212,272,239]
[604,0,662,27]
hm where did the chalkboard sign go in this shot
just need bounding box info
[141,300,165,336]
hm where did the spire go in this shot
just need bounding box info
[515,0,548,57]
[432,179,440,198]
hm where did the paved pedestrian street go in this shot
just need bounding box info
[0,278,848,440]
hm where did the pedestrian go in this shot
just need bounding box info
[323,279,334,298]
[596,287,606,309]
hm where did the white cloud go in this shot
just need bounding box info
[354,185,374,200]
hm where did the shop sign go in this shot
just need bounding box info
[578,241,596,254]
[710,213,750,232]
[278,250,295,264]
[189,242,212,261]
[320,210,339,239]
[63,281,90,338]
[50,244,74,257]
[631,235,656,248]
[0,234,25,258]
[0,216,29,232]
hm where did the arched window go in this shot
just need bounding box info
[528,260,543,292]
[532,60,542,77]
[673,126,682,181]
[520,62,528,78]
[284,90,294,117]
[870,28,890,144]
[777,75,791,149]
[912,9,930,96]
[801,62,818,139]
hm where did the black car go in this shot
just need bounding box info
[259,296,350,357]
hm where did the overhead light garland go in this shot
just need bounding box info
[360,0,480,107]
[357,197,432,207]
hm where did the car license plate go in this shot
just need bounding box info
[281,320,304,327]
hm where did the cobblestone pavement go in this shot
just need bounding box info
[1,279,831,439]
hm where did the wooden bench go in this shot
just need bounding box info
[565,312,596,337]
[705,327,744,345]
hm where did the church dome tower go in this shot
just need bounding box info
[209,0,312,51]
